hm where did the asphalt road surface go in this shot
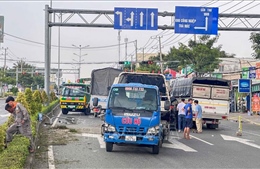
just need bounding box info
[33,111,260,169]
[0,99,9,125]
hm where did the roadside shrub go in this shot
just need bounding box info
[50,91,58,102]
[15,92,29,112]
[33,90,42,114]
[25,88,33,114]
[0,136,30,169]
[4,92,13,97]
[41,90,48,105]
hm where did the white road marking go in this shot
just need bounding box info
[78,133,198,152]
[48,145,55,169]
[0,114,10,118]
[165,139,197,152]
[190,135,214,146]
[51,111,62,128]
[221,134,260,150]
[81,133,105,148]
[243,131,260,137]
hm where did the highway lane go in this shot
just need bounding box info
[32,112,260,169]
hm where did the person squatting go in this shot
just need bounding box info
[5,96,35,153]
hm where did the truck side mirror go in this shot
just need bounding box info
[164,100,171,111]
[93,97,99,107]
[107,86,111,91]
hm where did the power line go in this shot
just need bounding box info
[4,32,135,50]
[230,0,255,14]
[221,0,244,13]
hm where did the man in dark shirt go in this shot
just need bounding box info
[183,98,193,140]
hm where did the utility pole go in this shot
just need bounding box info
[158,36,163,74]
[16,67,18,87]
[134,40,138,71]
[21,58,23,73]
[2,47,8,75]
[140,47,146,61]
[118,30,122,62]
[151,36,163,73]
[124,38,128,61]
[72,44,89,79]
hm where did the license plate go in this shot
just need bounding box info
[125,136,136,142]
[68,105,75,108]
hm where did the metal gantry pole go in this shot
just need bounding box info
[57,14,61,94]
[44,5,50,100]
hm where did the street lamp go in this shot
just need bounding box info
[72,44,89,79]
[56,13,65,95]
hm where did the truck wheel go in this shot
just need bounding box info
[101,124,105,136]
[152,144,160,154]
[106,142,113,152]
[62,109,68,115]
[159,138,163,148]
[84,107,91,115]
[94,113,98,117]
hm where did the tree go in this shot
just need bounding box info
[33,90,42,114]
[15,92,29,112]
[164,35,235,76]
[24,88,33,115]
[4,60,45,89]
[250,32,260,59]
[50,91,58,102]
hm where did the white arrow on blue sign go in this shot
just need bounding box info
[174,6,219,35]
[114,7,158,30]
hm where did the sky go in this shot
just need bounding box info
[0,0,259,83]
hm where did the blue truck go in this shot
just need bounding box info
[99,83,171,154]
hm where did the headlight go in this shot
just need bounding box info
[147,126,160,135]
[104,123,116,132]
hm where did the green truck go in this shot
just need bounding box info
[60,83,91,115]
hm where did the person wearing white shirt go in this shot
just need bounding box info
[177,98,186,132]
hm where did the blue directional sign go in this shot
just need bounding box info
[174,6,219,35]
[238,79,251,93]
[114,7,158,30]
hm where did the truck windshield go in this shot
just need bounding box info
[62,85,86,97]
[108,87,158,111]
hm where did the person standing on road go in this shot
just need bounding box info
[183,98,193,140]
[194,100,203,133]
[5,96,35,153]
[177,98,186,132]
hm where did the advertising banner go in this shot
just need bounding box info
[238,79,251,93]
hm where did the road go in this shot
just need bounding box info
[0,99,9,125]
[32,111,260,169]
